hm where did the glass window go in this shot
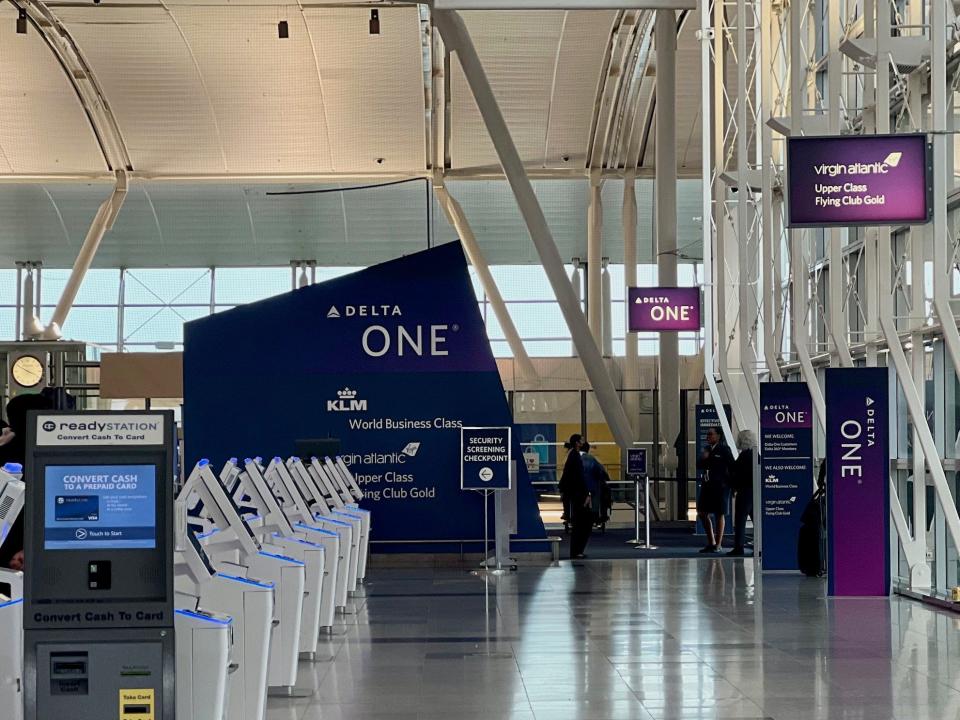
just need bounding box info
[55,307,119,344]
[122,306,209,345]
[124,269,211,305]
[40,269,120,306]
[215,268,290,305]
[0,308,16,341]
[0,270,19,307]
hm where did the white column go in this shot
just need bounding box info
[656,9,680,467]
[587,179,603,345]
[435,9,634,448]
[601,259,613,357]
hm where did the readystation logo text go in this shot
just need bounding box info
[36,415,165,446]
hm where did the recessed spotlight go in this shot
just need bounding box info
[278,20,289,39]
[369,9,380,35]
[16,8,27,34]
[375,157,385,165]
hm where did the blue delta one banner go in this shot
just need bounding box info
[760,383,814,571]
[183,243,546,552]
[826,368,890,596]
[461,427,511,490]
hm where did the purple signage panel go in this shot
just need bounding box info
[760,383,813,571]
[826,368,890,596]
[628,287,701,332]
[787,134,931,227]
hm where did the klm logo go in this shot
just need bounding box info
[327,387,367,413]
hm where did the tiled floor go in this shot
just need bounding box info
[267,559,960,720]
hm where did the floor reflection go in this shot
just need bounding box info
[265,559,960,720]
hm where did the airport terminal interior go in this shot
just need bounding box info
[2,0,960,718]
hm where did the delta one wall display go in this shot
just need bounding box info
[787,134,931,227]
[628,287,701,332]
[183,243,546,551]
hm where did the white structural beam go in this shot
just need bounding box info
[433,1,697,9]
[434,183,539,382]
[31,171,128,340]
[656,9,680,466]
[699,0,736,449]
[434,9,635,448]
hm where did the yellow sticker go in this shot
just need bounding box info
[119,688,155,720]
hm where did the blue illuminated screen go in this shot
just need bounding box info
[44,465,157,550]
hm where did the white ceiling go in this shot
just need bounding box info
[0,178,704,267]
[0,4,704,267]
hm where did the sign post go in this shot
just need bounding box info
[760,383,814,571]
[461,427,512,572]
[625,449,655,549]
[825,368,890,596]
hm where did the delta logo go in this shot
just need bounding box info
[326,304,402,319]
[327,387,367,413]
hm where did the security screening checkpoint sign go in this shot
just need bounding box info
[787,133,931,227]
[461,427,512,490]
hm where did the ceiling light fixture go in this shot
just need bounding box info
[16,8,27,34]
[278,20,289,39]
[369,9,380,35]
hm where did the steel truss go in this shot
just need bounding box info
[704,0,960,591]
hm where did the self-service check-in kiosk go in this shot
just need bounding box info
[0,462,26,720]
[217,459,329,661]
[307,458,370,586]
[182,460,307,698]
[266,458,361,601]
[23,410,176,720]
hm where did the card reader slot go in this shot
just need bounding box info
[122,704,152,715]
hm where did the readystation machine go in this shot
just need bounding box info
[5,409,374,720]
[23,411,177,720]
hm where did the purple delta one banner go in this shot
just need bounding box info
[760,383,813,571]
[826,368,890,596]
[787,134,930,227]
[628,287,701,332]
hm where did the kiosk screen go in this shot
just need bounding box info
[44,465,157,550]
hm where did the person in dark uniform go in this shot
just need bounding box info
[727,430,756,556]
[696,427,734,553]
[559,434,592,559]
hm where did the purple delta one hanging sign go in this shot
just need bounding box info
[628,287,701,332]
[787,133,931,227]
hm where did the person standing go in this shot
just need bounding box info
[696,427,734,553]
[559,434,592,559]
[727,430,756,556]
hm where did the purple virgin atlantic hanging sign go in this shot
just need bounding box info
[826,368,890,597]
[628,287,701,332]
[787,134,931,227]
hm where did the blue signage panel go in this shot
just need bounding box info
[826,368,890,596]
[760,383,814,571]
[461,427,511,490]
[627,448,647,476]
[184,243,546,551]
[695,404,732,535]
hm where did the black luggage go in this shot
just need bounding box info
[798,487,825,577]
